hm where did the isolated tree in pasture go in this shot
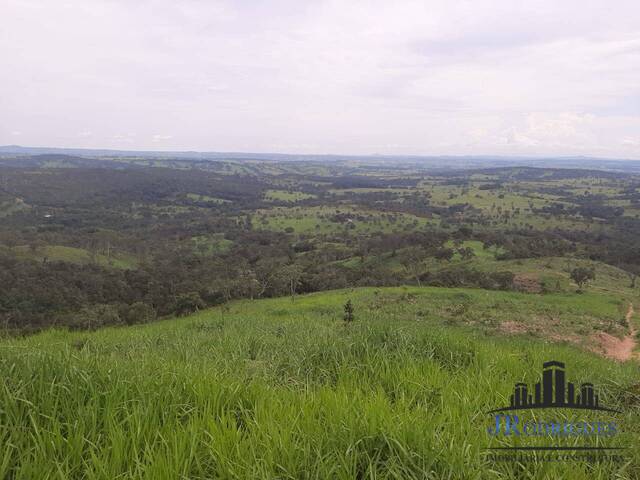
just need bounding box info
[570,267,596,292]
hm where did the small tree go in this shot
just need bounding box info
[343,299,355,323]
[175,292,205,316]
[620,264,640,289]
[570,267,596,292]
[277,264,303,302]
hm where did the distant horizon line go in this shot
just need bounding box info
[2,144,640,162]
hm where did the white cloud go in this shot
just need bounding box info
[0,0,639,157]
[152,134,173,142]
[515,113,595,146]
[112,133,136,144]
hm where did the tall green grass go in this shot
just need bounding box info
[1,287,639,479]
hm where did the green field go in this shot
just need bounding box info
[186,193,231,204]
[191,234,234,254]
[12,245,137,269]
[253,205,434,234]
[1,287,638,479]
[264,189,317,202]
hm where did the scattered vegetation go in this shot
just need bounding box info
[1,159,640,331]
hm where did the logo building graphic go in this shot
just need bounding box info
[488,360,620,413]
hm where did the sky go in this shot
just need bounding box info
[1,0,640,158]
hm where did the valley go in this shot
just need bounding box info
[1,153,640,478]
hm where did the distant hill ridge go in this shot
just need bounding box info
[2,145,640,172]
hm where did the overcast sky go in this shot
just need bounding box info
[1,0,640,158]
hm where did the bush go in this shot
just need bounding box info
[175,292,206,316]
[343,299,355,323]
[119,302,156,325]
[69,304,122,330]
[570,267,596,292]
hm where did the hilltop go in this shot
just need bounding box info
[1,286,638,479]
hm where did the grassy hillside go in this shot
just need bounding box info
[1,287,639,479]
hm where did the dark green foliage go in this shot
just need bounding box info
[457,246,476,260]
[119,302,156,325]
[343,299,355,322]
[570,267,596,292]
[68,304,122,330]
[175,292,206,316]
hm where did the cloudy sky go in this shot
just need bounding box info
[1,0,640,158]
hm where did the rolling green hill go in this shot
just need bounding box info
[1,287,638,479]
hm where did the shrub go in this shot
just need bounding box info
[570,267,596,292]
[343,299,355,323]
[119,302,156,325]
[175,292,206,316]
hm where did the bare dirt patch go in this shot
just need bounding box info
[499,321,531,335]
[548,332,582,346]
[592,303,637,362]
[513,274,542,293]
